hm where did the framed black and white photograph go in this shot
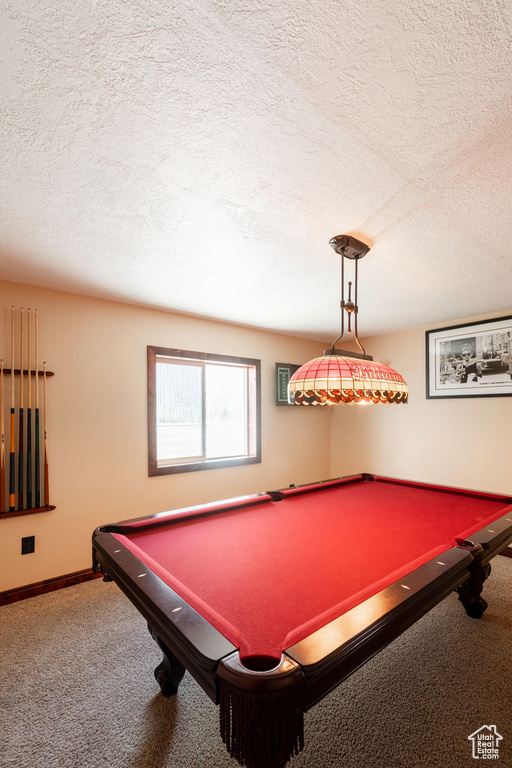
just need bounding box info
[426,315,512,399]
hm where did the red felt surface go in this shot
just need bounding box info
[113,480,510,660]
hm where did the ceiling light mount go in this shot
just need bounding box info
[328,234,369,357]
[328,234,370,260]
[288,235,408,406]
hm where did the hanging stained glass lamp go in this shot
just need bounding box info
[288,235,408,406]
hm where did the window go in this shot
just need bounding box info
[147,346,261,475]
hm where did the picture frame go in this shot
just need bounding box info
[275,363,300,406]
[426,315,512,399]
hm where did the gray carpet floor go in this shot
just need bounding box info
[1,558,511,768]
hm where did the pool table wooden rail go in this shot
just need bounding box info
[92,528,235,702]
[288,544,474,708]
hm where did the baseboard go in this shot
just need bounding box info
[0,568,102,606]
[500,546,512,559]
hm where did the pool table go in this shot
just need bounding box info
[92,474,512,768]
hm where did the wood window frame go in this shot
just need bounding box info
[147,346,261,476]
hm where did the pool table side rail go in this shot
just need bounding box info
[92,529,236,703]
[94,474,512,536]
[285,545,475,709]
[111,492,275,532]
[463,511,512,561]
[371,475,512,503]
[92,474,370,533]
[107,476,370,531]
[277,473,512,505]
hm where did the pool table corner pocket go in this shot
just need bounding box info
[217,651,306,768]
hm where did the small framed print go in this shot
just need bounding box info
[275,363,300,406]
[426,315,512,399]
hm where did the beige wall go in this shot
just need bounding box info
[0,280,331,592]
[330,313,512,495]
[2,281,510,594]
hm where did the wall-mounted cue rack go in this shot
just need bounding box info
[0,306,55,519]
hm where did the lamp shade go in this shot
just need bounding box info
[288,354,408,405]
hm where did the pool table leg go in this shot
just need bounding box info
[147,624,186,696]
[455,542,491,619]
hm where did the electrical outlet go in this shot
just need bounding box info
[21,536,35,555]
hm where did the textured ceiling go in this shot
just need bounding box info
[1,0,512,341]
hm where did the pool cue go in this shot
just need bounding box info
[35,310,40,508]
[27,309,32,509]
[0,359,5,513]
[18,307,24,510]
[43,362,49,507]
[9,307,15,511]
